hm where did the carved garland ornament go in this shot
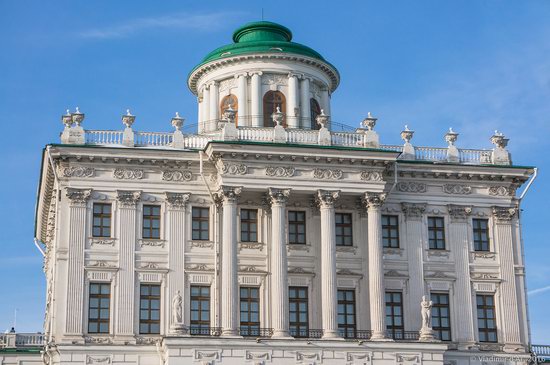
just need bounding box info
[113,168,144,180]
[396,181,427,193]
[162,170,192,182]
[265,166,295,177]
[61,166,94,178]
[360,170,383,181]
[220,162,247,175]
[443,184,472,195]
[313,168,343,180]
[488,185,516,196]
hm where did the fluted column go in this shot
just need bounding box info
[321,87,331,121]
[236,73,248,126]
[251,71,263,127]
[166,192,190,333]
[268,188,291,338]
[317,190,341,338]
[217,186,242,336]
[115,190,141,336]
[300,77,311,128]
[209,81,219,132]
[64,188,91,335]
[492,206,523,350]
[201,85,210,134]
[287,73,300,129]
[363,192,387,340]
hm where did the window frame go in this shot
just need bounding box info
[476,294,498,343]
[431,292,452,341]
[240,209,258,243]
[427,216,446,250]
[139,284,161,334]
[263,90,286,127]
[92,203,112,238]
[142,205,161,239]
[220,94,239,125]
[289,286,309,338]
[192,207,210,241]
[88,282,111,334]
[190,286,211,331]
[335,212,353,247]
[337,289,357,338]
[288,210,306,245]
[382,214,400,249]
[310,98,321,130]
[385,291,404,339]
[239,287,260,336]
[473,218,491,252]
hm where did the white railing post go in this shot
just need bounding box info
[121,109,135,147]
[445,128,459,163]
[171,112,185,148]
[400,125,415,160]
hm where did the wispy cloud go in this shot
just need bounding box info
[79,11,246,40]
[528,285,550,296]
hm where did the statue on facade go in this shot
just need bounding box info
[170,291,186,334]
[419,295,437,341]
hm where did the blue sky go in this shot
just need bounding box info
[1,1,549,342]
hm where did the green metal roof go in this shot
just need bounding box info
[190,21,336,73]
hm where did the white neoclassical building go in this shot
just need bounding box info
[15,21,540,365]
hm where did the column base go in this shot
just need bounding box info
[322,330,344,340]
[271,329,293,340]
[419,328,439,342]
[221,329,241,338]
[370,331,393,342]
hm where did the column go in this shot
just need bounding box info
[217,186,242,336]
[201,85,210,134]
[236,73,248,126]
[197,96,203,127]
[300,77,311,128]
[321,87,331,121]
[209,81,219,132]
[363,192,387,340]
[64,188,91,335]
[447,205,476,348]
[251,72,263,127]
[166,192,190,332]
[401,203,427,331]
[317,190,341,338]
[287,73,300,129]
[115,190,141,336]
[492,206,522,350]
[268,188,291,338]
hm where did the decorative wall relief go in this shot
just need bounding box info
[265,166,295,177]
[85,355,112,364]
[61,166,95,178]
[488,185,516,196]
[443,184,472,195]
[162,170,192,181]
[360,170,383,181]
[219,77,237,92]
[262,74,288,86]
[140,240,165,248]
[221,162,247,175]
[113,168,144,180]
[90,238,115,247]
[396,182,427,193]
[313,168,343,180]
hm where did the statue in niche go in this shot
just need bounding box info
[172,290,183,324]
[421,295,433,329]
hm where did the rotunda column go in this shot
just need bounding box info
[321,87,331,123]
[317,189,341,339]
[250,71,263,127]
[268,188,291,338]
[217,185,242,337]
[209,81,219,132]
[201,85,210,134]
[287,73,300,129]
[236,73,248,126]
[363,192,388,340]
[300,77,311,128]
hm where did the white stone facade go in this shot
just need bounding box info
[29,21,536,365]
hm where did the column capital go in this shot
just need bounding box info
[66,188,92,207]
[208,80,219,88]
[362,192,386,210]
[216,185,242,204]
[268,188,291,205]
[116,190,142,208]
[234,72,249,79]
[492,206,517,222]
[316,189,340,208]
[447,204,472,222]
[401,202,426,220]
[165,192,191,210]
[249,71,263,77]
[287,72,303,79]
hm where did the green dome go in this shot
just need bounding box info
[192,21,332,70]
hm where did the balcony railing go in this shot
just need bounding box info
[188,326,222,336]
[289,328,324,339]
[0,332,45,348]
[387,329,421,341]
[532,345,550,360]
[239,327,274,337]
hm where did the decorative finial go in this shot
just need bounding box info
[401,125,414,144]
[175,112,180,118]
[316,109,329,129]
[75,106,80,114]
[65,109,71,116]
[491,130,508,149]
[126,109,132,116]
[445,128,459,146]
[361,112,378,131]
[71,107,85,126]
[122,109,136,128]
[405,125,409,131]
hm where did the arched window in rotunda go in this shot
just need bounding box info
[220,94,238,125]
[310,98,321,130]
[263,91,286,127]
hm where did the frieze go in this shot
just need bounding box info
[337,268,363,276]
[135,336,161,345]
[90,238,115,247]
[472,252,496,260]
[471,272,500,280]
[221,162,247,175]
[162,170,192,182]
[140,240,165,248]
[287,244,310,252]
[113,168,144,180]
[313,168,343,180]
[219,77,237,92]
[443,184,472,195]
[61,165,94,178]
[246,350,271,362]
[396,181,427,193]
[427,250,450,258]
[336,246,357,255]
[239,242,264,251]
[425,271,455,279]
[384,248,404,257]
[360,170,383,181]
[385,269,408,278]
[86,355,112,364]
[84,336,113,344]
[140,262,160,269]
[288,267,314,275]
[262,74,288,86]
[488,185,516,196]
[88,260,116,268]
[295,351,320,362]
[185,263,213,271]
[239,265,263,272]
[190,241,214,249]
[265,166,295,177]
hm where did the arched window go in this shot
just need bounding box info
[263,91,286,127]
[310,98,321,130]
[220,94,238,125]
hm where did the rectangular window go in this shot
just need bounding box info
[477,294,498,343]
[337,289,356,338]
[431,293,451,341]
[190,286,210,333]
[288,211,306,244]
[92,203,112,238]
[142,205,161,239]
[289,287,309,337]
[473,219,490,252]
[335,213,353,246]
[382,215,399,248]
[88,283,110,334]
[385,291,404,339]
[428,217,446,250]
[139,284,161,334]
[240,209,258,243]
[240,287,260,336]
[192,207,210,241]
